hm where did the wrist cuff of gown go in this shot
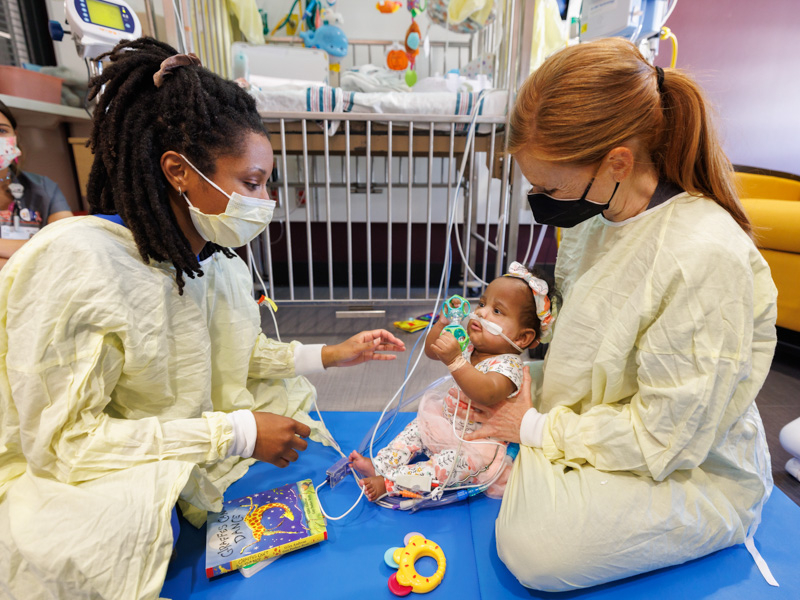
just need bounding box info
[225,410,258,458]
[294,343,326,375]
[520,407,546,448]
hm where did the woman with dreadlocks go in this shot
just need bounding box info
[0,38,404,598]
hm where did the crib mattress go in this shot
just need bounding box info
[252,85,508,134]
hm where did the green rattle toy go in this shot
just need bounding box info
[441,295,471,352]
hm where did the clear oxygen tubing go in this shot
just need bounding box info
[524,224,549,271]
[354,229,455,456]
[314,90,489,519]
[367,89,489,463]
[452,196,489,287]
[519,218,538,269]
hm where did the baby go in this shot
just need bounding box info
[349,262,557,501]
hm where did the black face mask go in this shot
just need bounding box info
[527,177,620,228]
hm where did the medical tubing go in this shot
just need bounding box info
[452,204,489,287]
[659,27,678,68]
[248,243,282,342]
[316,89,489,516]
[171,0,188,52]
[629,16,644,44]
[315,478,366,521]
[662,0,679,25]
[520,217,537,269]
[525,224,548,270]
[361,327,428,454]
[435,389,472,495]
[447,91,492,288]
[367,89,487,463]
[438,389,506,494]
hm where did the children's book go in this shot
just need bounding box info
[205,478,327,578]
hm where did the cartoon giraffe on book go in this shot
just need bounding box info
[240,495,309,554]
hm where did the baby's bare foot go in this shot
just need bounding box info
[348,450,376,477]
[360,475,387,502]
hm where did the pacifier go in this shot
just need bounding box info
[441,295,471,352]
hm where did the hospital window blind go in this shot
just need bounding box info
[0,0,30,66]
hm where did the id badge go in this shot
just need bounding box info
[0,223,38,240]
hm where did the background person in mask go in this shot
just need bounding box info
[0,38,404,599]
[0,99,73,269]
[462,38,778,591]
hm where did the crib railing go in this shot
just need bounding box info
[157,0,538,306]
[161,0,531,90]
[250,112,512,305]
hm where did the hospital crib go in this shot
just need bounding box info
[159,0,541,307]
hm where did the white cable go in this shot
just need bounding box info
[453,215,490,287]
[662,0,679,25]
[439,389,507,494]
[629,14,645,44]
[315,478,365,521]
[248,242,282,343]
[520,218,536,268]
[367,91,488,462]
[526,224,548,270]
[172,0,188,53]
[313,90,491,514]
[434,388,473,496]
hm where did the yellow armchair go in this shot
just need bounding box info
[736,169,800,332]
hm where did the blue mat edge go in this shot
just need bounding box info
[162,411,800,599]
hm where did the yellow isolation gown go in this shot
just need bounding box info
[0,216,330,599]
[496,193,778,591]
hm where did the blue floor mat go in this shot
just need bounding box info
[161,412,800,599]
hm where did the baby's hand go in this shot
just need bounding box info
[430,331,462,365]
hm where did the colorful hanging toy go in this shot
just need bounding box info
[386,43,410,71]
[377,0,427,85]
[407,0,426,18]
[385,532,447,595]
[270,0,349,71]
[404,20,421,65]
[376,0,403,12]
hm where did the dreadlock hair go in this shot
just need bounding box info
[86,37,267,294]
[504,267,560,347]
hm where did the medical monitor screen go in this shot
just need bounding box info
[86,0,125,31]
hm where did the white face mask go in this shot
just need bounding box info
[467,313,523,353]
[179,154,275,248]
[0,136,21,171]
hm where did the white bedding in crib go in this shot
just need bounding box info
[248,81,508,134]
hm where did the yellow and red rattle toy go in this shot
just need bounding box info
[385,532,446,595]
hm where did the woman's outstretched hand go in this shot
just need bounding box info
[321,329,406,368]
[462,368,533,444]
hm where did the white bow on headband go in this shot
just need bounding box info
[505,261,555,343]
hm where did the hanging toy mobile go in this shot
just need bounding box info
[294,0,349,72]
[376,0,403,12]
[407,0,427,18]
[386,43,410,71]
[403,1,427,86]
[378,0,427,86]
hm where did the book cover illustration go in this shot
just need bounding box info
[205,478,327,578]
